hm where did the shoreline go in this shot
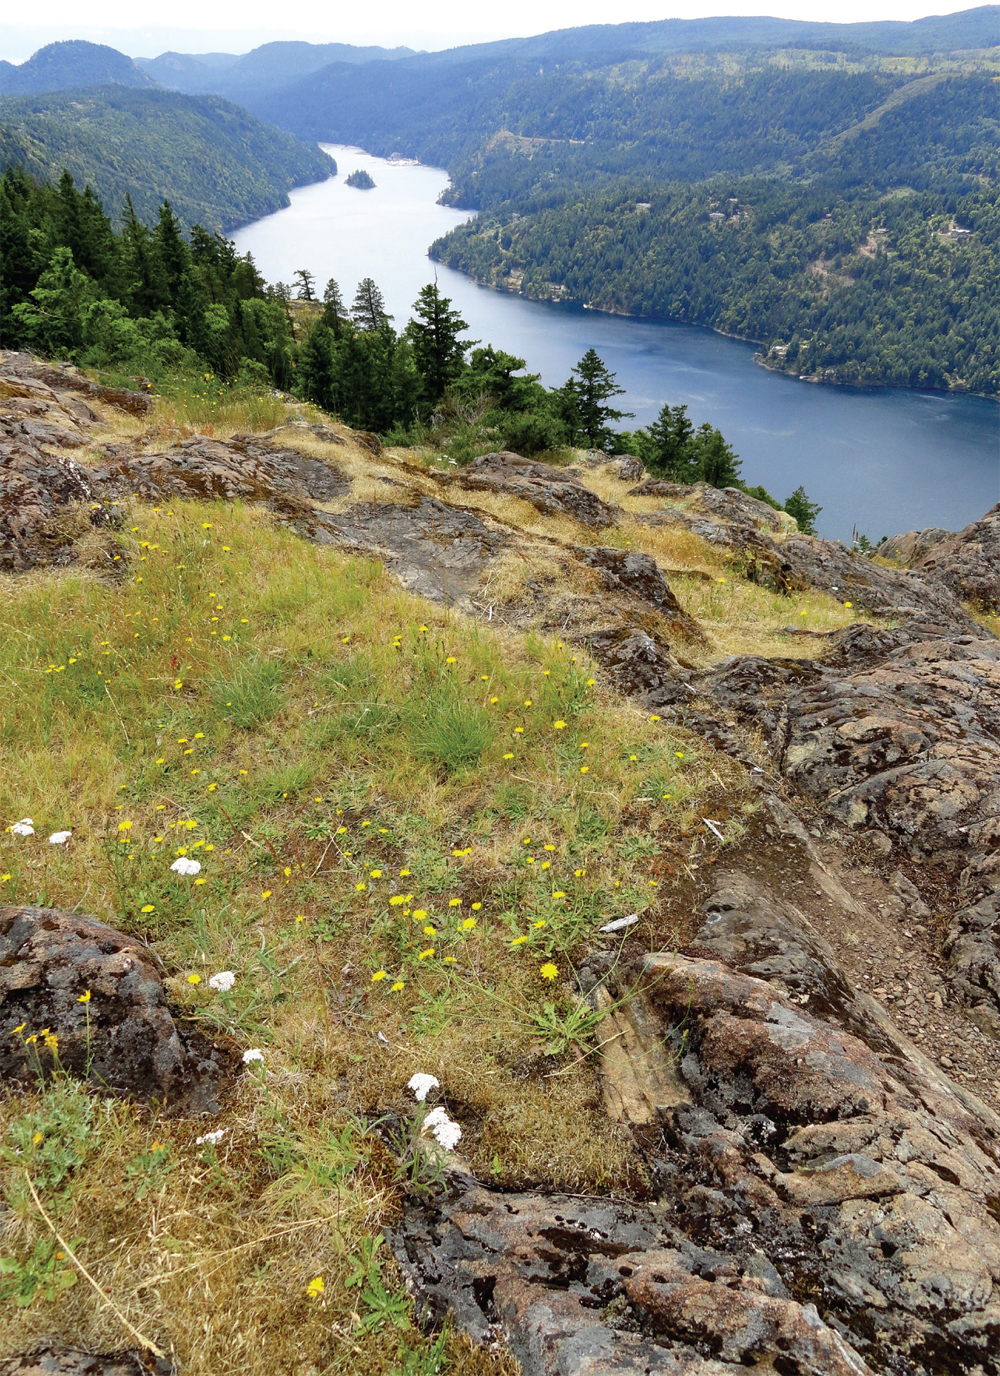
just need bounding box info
[432,255,999,405]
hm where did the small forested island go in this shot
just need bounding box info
[345,168,376,189]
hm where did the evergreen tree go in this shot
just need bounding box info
[294,268,316,301]
[689,424,741,488]
[644,403,696,479]
[351,276,392,331]
[560,348,633,450]
[784,486,822,535]
[297,321,337,411]
[406,281,473,409]
[121,195,166,318]
[321,278,346,338]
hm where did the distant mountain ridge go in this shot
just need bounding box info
[0,39,157,95]
[136,40,417,98]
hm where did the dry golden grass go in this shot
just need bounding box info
[0,480,749,1373]
[0,390,895,1372]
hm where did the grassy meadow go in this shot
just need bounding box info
[0,383,879,1374]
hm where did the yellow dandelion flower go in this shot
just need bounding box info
[418,948,434,960]
[400,868,411,877]
[77,990,91,1003]
[461,917,477,930]
[423,925,437,936]
[372,970,387,982]
[554,720,566,730]
[261,890,272,899]
[355,882,366,892]
[306,1277,325,1300]
[650,714,661,722]
[471,902,482,911]
[511,935,528,947]
[187,973,201,985]
[446,656,457,664]
[503,752,514,759]
[391,981,405,992]
[141,904,156,913]
[552,891,566,899]
[370,869,382,879]
[539,963,558,981]
[448,898,461,907]
[413,909,427,921]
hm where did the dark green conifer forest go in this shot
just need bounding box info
[0,165,818,520]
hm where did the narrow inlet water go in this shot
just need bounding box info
[233,145,1000,541]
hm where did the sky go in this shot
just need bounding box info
[0,0,988,61]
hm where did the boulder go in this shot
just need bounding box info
[613,455,646,483]
[576,546,704,640]
[458,451,616,528]
[0,906,227,1113]
[310,497,508,606]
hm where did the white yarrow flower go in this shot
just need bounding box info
[195,1128,227,1146]
[408,1072,439,1102]
[10,818,34,837]
[170,856,202,876]
[423,1105,462,1151]
[208,971,236,992]
[48,830,72,845]
[433,1119,462,1151]
[242,1048,264,1064]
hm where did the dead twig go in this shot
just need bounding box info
[26,1172,165,1358]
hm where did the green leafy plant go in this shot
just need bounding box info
[1,1081,95,1193]
[0,1236,78,1307]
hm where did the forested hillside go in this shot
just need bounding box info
[0,88,333,232]
[433,73,1000,394]
[243,15,999,396]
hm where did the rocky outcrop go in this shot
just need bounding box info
[0,1353,171,1376]
[98,433,351,505]
[630,479,792,534]
[457,450,616,528]
[881,504,1000,612]
[393,872,1000,1376]
[309,497,509,606]
[0,907,228,1113]
[577,546,704,641]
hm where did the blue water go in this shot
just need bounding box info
[233,145,999,542]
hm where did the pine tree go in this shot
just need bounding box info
[294,268,316,301]
[406,281,472,408]
[645,403,696,479]
[351,277,392,331]
[322,278,346,338]
[561,349,633,450]
[784,486,822,535]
